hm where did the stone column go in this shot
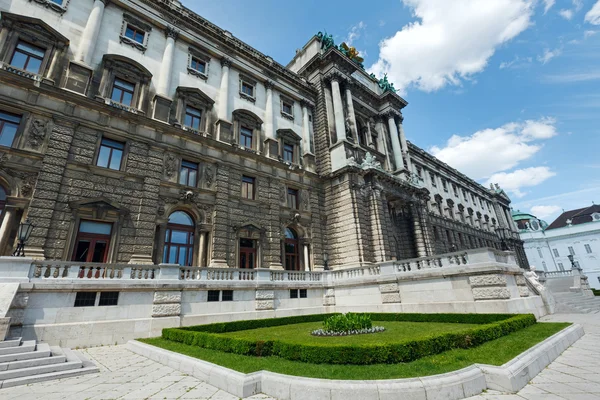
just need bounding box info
[397,120,412,171]
[198,231,207,267]
[217,58,231,121]
[301,101,311,155]
[303,244,310,271]
[376,119,391,169]
[156,27,177,97]
[411,203,429,258]
[387,114,404,171]
[0,206,17,255]
[76,0,108,65]
[264,81,274,139]
[345,87,358,143]
[330,77,346,143]
[46,46,63,81]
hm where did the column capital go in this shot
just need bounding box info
[381,110,402,122]
[97,0,111,5]
[220,57,232,67]
[264,80,275,90]
[325,71,349,85]
[165,26,179,40]
[299,99,312,109]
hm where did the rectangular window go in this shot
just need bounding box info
[453,184,458,197]
[240,126,253,149]
[442,179,448,192]
[207,290,220,302]
[463,190,468,201]
[290,289,298,298]
[184,106,202,130]
[190,57,206,75]
[416,166,422,178]
[74,292,96,307]
[585,244,593,254]
[283,143,294,163]
[97,138,125,170]
[282,100,293,116]
[98,292,119,306]
[299,289,307,298]
[111,78,135,106]
[287,188,298,209]
[222,290,233,302]
[65,63,92,95]
[11,41,45,74]
[179,160,198,187]
[553,248,560,257]
[568,246,575,256]
[125,24,145,44]
[241,176,255,200]
[537,248,543,259]
[558,263,564,271]
[0,111,21,148]
[429,172,436,187]
[241,81,254,98]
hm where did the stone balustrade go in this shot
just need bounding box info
[544,270,573,278]
[31,261,158,281]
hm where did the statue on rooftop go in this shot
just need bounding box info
[339,42,365,68]
[378,74,397,93]
[317,31,335,51]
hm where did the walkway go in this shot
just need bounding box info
[0,313,598,399]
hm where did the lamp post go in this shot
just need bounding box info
[323,252,329,271]
[12,218,34,257]
[567,254,580,271]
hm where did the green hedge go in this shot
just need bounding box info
[162,313,536,365]
[592,289,600,297]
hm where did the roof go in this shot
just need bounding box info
[511,210,536,220]
[546,205,600,230]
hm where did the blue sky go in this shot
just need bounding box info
[183,0,600,223]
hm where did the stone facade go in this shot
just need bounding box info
[0,0,525,270]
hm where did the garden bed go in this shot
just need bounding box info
[160,313,537,365]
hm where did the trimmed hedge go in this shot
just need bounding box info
[162,313,536,365]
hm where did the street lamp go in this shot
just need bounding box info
[567,254,580,271]
[323,252,329,271]
[12,218,34,257]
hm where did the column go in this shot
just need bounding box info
[218,58,231,121]
[301,101,311,154]
[387,114,404,171]
[156,27,177,97]
[397,120,412,171]
[198,232,207,267]
[0,206,17,255]
[376,119,391,169]
[303,244,310,271]
[345,87,358,143]
[411,204,427,258]
[330,77,346,143]
[76,0,108,65]
[264,81,274,140]
[46,46,63,80]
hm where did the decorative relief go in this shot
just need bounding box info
[255,290,274,300]
[255,300,274,310]
[204,164,214,189]
[27,119,47,149]
[469,274,507,287]
[164,154,176,177]
[472,288,511,300]
[379,283,398,293]
[153,291,182,304]
[0,152,7,166]
[381,293,401,304]
[152,303,181,317]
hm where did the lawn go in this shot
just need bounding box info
[141,322,570,380]
[216,321,480,345]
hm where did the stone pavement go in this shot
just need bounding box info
[466,313,600,400]
[0,345,276,400]
[0,313,598,400]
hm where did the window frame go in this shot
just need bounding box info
[240,126,254,149]
[429,172,436,187]
[110,77,136,107]
[239,76,256,102]
[283,143,294,163]
[287,188,299,209]
[74,292,97,307]
[222,290,233,302]
[98,291,119,306]
[585,244,593,254]
[98,54,153,114]
[96,137,125,171]
[119,14,152,53]
[553,248,560,257]
[0,110,22,148]
[179,160,199,187]
[568,246,575,256]
[207,290,220,302]
[241,175,256,200]
[63,62,92,96]
[184,105,203,131]
[187,47,210,80]
[10,40,45,75]
[280,96,295,120]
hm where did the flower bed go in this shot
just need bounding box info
[311,313,385,336]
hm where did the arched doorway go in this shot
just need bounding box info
[163,211,195,266]
[284,227,299,271]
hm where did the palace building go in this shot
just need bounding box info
[0,0,527,270]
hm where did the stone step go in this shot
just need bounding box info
[0,343,50,363]
[0,338,21,349]
[0,358,81,381]
[0,355,66,372]
[0,340,35,356]
[0,365,99,389]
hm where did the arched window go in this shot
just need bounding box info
[164,211,195,266]
[0,185,6,216]
[284,227,299,271]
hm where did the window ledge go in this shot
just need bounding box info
[119,35,147,53]
[32,0,68,14]
[0,62,42,82]
[104,98,144,115]
[187,68,208,80]
[87,164,126,178]
[280,112,294,121]
[182,126,209,137]
[239,91,256,103]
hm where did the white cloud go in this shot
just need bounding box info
[584,30,597,38]
[544,71,600,83]
[499,55,532,69]
[585,0,600,25]
[368,0,534,93]
[486,167,556,197]
[345,21,366,46]
[543,0,555,14]
[559,9,574,20]
[430,117,558,180]
[537,48,561,64]
[530,205,562,219]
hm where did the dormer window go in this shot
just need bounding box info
[11,41,45,74]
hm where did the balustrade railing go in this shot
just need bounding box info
[395,252,467,273]
[544,270,573,278]
[31,261,156,280]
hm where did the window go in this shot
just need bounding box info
[207,290,219,302]
[222,290,233,302]
[74,292,96,307]
[537,248,543,259]
[463,189,468,201]
[585,244,593,254]
[284,228,299,271]
[163,211,195,266]
[240,126,253,149]
[290,289,298,299]
[542,262,547,272]
[568,246,575,256]
[553,249,560,257]
[190,56,206,75]
[72,220,113,264]
[287,188,298,209]
[98,292,119,306]
[290,289,307,299]
[0,111,21,148]
[239,77,256,101]
[442,179,448,192]
[430,172,436,187]
[281,99,294,118]
[119,15,151,52]
[416,166,422,178]
[453,184,458,197]
[111,78,135,106]
[239,238,257,269]
[558,263,564,271]
[184,106,202,130]
[283,143,294,163]
[97,138,125,170]
[32,0,69,14]
[10,41,45,74]
[179,161,198,187]
[125,24,145,44]
[241,176,255,200]
[64,63,92,95]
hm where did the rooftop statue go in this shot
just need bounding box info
[378,74,397,93]
[339,42,364,68]
[317,31,335,51]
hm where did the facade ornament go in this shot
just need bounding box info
[316,31,335,51]
[204,164,214,188]
[28,119,47,149]
[164,154,176,177]
[264,80,275,90]
[0,152,7,166]
[524,266,545,292]
[180,190,196,202]
[165,26,179,40]
[280,184,286,203]
[338,42,364,68]
[220,57,232,67]
[31,0,69,14]
[8,171,38,198]
[377,73,397,93]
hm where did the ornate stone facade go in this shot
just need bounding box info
[0,0,525,270]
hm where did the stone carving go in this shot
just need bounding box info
[472,287,511,300]
[32,0,68,14]
[28,119,47,149]
[204,164,214,188]
[8,171,38,198]
[152,303,181,317]
[0,152,7,166]
[381,293,401,304]
[255,290,274,300]
[301,190,310,211]
[255,300,274,310]
[519,286,530,297]
[180,189,195,202]
[524,266,545,293]
[164,154,176,177]
[469,274,507,287]
[153,291,182,304]
[379,283,398,293]
[280,184,286,203]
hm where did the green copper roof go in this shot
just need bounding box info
[511,209,536,220]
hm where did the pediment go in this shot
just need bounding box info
[176,86,215,106]
[102,54,152,79]
[276,129,302,143]
[69,198,129,214]
[0,12,70,45]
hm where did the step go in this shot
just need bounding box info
[0,341,35,356]
[0,359,82,380]
[0,338,21,349]
[0,355,66,372]
[0,343,50,363]
[0,365,99,389]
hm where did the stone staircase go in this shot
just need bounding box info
[0,337,99,388]
[554,292,600,314]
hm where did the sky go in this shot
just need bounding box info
[182,0,600,224]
